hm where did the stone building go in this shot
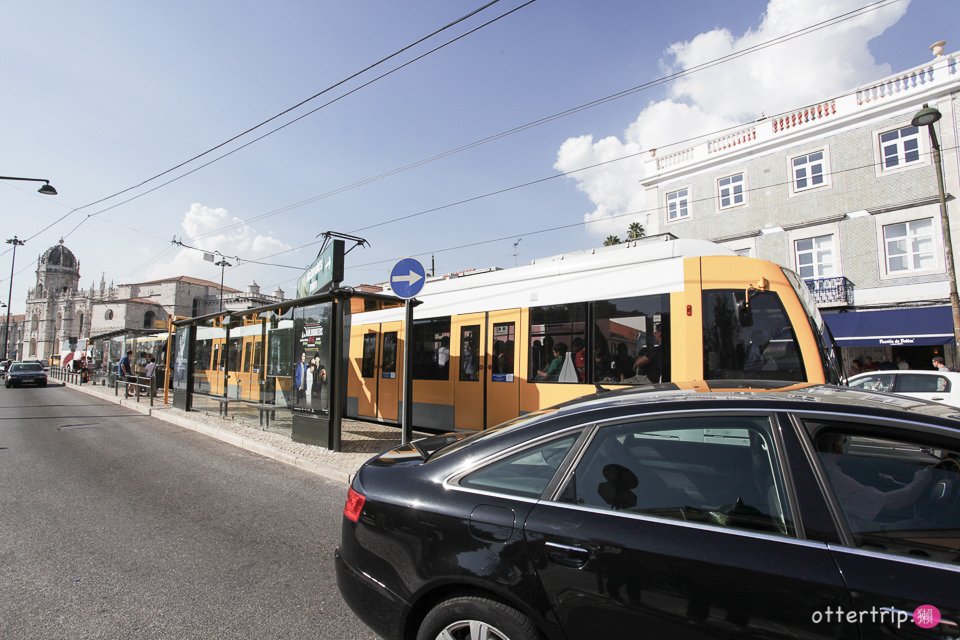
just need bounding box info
[20,240,99,362]
[1,314,25,360]
[640,43,959,369]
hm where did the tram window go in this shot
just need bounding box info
[702,289,805,382]
[213,343,222,371]
[253,341,263,373]
[460,325,480,382]
[382,332,398,376]
[228,337,242,372]
[412,318,451,381]
[243,342,252,373]
[194,340,212,372]
[529,304,586,383]
[491,323,515,380]
[593,295,671,384]
[361,334,377,378]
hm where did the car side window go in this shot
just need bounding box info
[849,374,894,393]
[807,420,960,566]
[459,434,579,499]
[557,416,795,537]
[896,374,950,393]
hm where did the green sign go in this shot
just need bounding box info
[297,239,344,298]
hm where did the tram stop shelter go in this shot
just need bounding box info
[170,286,403,452]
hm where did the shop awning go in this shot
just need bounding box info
[823,306,954,347]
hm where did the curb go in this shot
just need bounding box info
[60,381,353,484]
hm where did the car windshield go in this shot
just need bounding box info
[11,363,43,372]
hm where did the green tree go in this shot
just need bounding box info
[603,235,622,246]
[627,222,645,241]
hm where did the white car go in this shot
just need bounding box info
[846,369,960,408]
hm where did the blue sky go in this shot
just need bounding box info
[1,0,954,313]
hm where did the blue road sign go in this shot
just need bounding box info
[390,258,426,299]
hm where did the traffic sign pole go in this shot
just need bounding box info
[401,299,414,444]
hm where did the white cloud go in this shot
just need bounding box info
[141,203,291,283]
[557,0,910,238]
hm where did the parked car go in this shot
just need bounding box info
[847,369,960,408]
[0,360,11,375]
[4,362,48,388]
[336,384,960,640]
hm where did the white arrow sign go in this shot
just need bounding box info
[392,271,423,286]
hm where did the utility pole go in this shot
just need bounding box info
[215,258,232,312]
[513,238,522,267]
[4,236,25,360]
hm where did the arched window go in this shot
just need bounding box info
[192,297,202,317]
[104,309,114,321]
[78,313,84,335]
[29,338,36,356]
[144,311,156,328]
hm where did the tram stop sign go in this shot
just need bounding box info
[390,258,426,299]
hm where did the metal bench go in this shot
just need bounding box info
[255,404,277,429]
[214,397,230,417]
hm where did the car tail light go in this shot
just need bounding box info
[343,486,366,523]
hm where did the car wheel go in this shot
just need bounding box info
[416,596,540,640]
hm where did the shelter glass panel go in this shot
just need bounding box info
[192,320,224,396]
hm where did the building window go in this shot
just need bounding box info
[143,311,156,328]
[104,309,114,321]
[666,188,690,221]
[795,235,835,280]
[884,218,934,274]
[191,297,202,317]
[718,173,745,209]
[791,150,827,192]
[879,125,921,170]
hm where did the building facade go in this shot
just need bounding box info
[640,44,959,369]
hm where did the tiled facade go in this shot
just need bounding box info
[641,47,959,363]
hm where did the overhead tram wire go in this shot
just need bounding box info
[187,0,903,241]
[56,0,537,246]
[20,0,513,247]
[72,0,899,270]
[234,141,960,285]
[118,0,906,279]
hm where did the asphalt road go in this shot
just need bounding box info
[0,383,377,640]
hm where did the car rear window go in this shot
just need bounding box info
[11,363,43,372]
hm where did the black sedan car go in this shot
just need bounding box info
[4,361,48,388]
[336,384,960,640]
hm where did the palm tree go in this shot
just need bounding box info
[627,222,645,241]
[603,235,622,246]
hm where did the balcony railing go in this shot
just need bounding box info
[805,276,853,307]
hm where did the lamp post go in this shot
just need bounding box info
[215,258,232,312]
[912,104,960,352]
[1,175,57,360]
[3,236,25,360]
[0,176,57,195]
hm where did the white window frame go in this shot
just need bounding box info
[788,147,831,196]
[717,173,747,211]
[794,234,836,281]
[882,217,936,276]
[665,187,690,222]
[873,122,929,177]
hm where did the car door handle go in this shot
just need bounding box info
[544,541,590,569]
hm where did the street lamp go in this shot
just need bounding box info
[215,258,232,313]
[0,176,57,195]
[3,236,26,360]
[912,104,960,353]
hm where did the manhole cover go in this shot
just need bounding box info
[59,423,103,431]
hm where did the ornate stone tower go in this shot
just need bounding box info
[21,240,92,361]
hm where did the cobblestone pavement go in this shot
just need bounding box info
[58,378,431,484]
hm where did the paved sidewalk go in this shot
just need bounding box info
[59,379,427,485]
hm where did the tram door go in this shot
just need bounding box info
[453,315,485,430]
[356,323,403,421]
[486,310,521,428]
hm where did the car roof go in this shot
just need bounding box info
[542,382,960,426]
[848,369,960,378]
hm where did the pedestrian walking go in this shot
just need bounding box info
[118,350,134,393]
[144,356,157,396]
